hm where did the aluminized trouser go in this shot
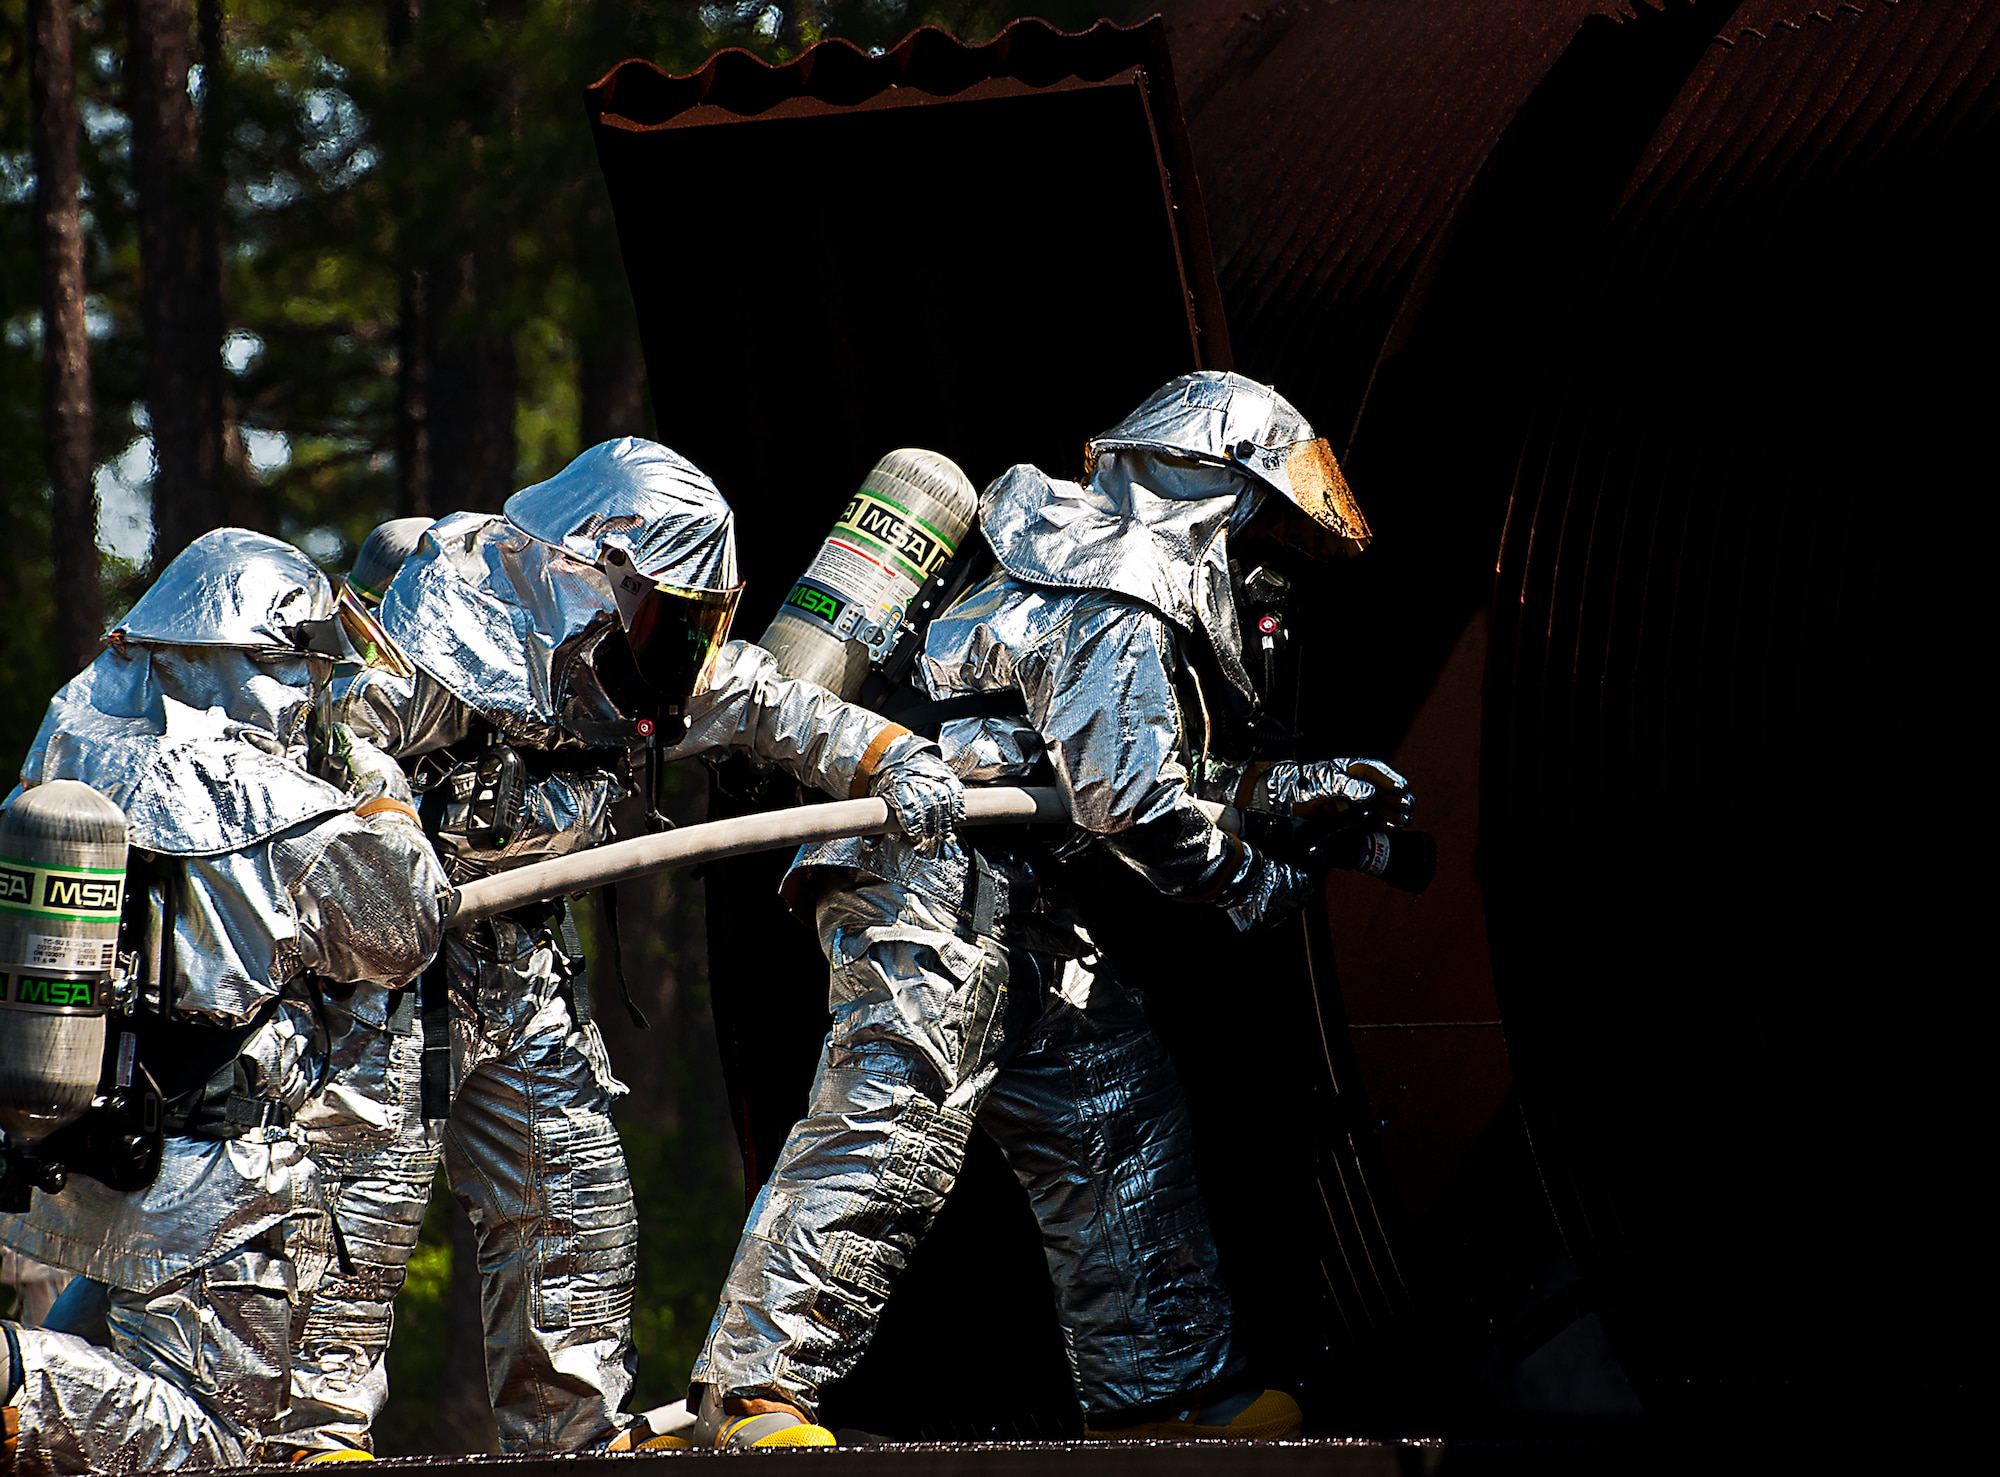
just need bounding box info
[445,924,639,1454]
[7,1237,299,1474]
[277,994,440,1458]
[692,866,1242,1420]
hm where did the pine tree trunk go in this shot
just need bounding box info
[395,265,434,518]
[127,0,225,569]
[578,182,646,448]
[197,0,259,532]
[28,0,104,673]
[426,248,517,513]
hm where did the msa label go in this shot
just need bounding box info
[0,855,125,922]
[834,490,956,585]
[4,973,105,1010]
[45,876,121,911]
[783,579,849,633]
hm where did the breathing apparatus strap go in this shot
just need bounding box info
[109,854,291,1141]
[596,885,650,1031]
[969,849,1000,939]
[4,1321,22,1403]
[141,999,292,1140]
[875,689,1029,743]
[418,948,452,1122]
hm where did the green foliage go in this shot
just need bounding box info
[2,0,1128,778]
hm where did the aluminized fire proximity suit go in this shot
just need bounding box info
[269,537,442,1460]
[692,372,1408,1434]
[0,530,447,1473]
[322,438,960,1454]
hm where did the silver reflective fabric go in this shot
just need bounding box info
[979,455,1261,701]
[796,571,1309,931]
[276,987,438,1458]
[866,743,963,858]
[975,371,1362,707]
[349,518,435,605]
[333,453,932,1453]
[375,511,623,750]
[11,1244,295,1473]
[444,982,638,1453]
[0,804,444,1285]
[1,531,449,1469]
[17,646,348,857]
[1086,369,1360,544]
[0,781,445,1289]
[327,640,914,1454]
[110,527,337,655]
[1253,757,1416,829]
[505,437,737,592]
[18,530,361,859]
[375,440,736,748]
[662,639,914,799]
[692,869,1241,1418]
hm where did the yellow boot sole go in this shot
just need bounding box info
[1085,1388,1303,1441]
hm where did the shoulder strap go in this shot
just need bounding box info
[873,688,1030,742]
[418,947,452,1121]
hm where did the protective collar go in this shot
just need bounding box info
[18,531,357,855]
[978,451,1263,700]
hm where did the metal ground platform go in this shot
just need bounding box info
[239,1433,1676,1476]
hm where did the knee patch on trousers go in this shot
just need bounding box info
[529,1107,637,1333]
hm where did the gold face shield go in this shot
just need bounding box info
[292,584,414,677]
[622,578,742,712]
[1277,437,1372,559]
[590,541,738,717]
[332,582,417,678]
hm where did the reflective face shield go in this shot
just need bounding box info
[623,579,741,711]
[298,584,417,679]
[599,545,741,717]
[1277,436,1371,558]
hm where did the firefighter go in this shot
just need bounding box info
[321,437,961,1454]
[1,530,447,1473]
[689,372,1418,1447]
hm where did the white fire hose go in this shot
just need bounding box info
[446,786,1244,925]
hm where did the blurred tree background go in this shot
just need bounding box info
[1,0,1121,1453]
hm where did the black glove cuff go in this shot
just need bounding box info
[1314,828,1437,895]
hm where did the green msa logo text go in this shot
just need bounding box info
[0,867,30,904]
[44,876,121,913]
[12,977,97,1008]
[785,583,845,624]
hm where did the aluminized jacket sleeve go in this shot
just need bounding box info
[663,640,921,800]
[334,666,476,758]
[290,803,449,989]
[1031,602,1309,930]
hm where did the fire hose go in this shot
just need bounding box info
[446,787,1247,924]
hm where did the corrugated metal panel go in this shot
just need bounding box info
[590,15,1183,124]
[1160,0,1995,415]
[1622,0,2000,222]
[587,15,1232,371]
[1158,0,1648,414]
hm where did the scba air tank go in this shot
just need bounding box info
[761,449,977,701]
[0,781,128,1144]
